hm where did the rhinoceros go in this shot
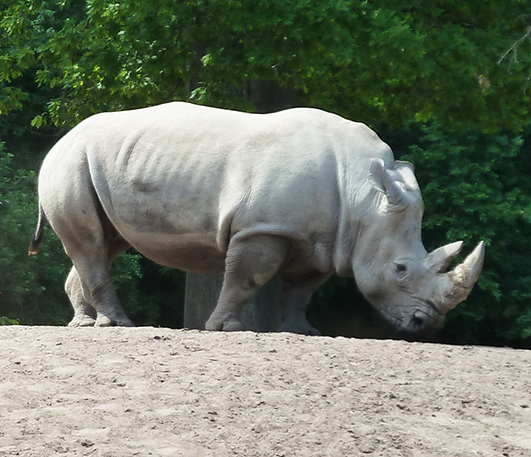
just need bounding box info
[29,102,484,335]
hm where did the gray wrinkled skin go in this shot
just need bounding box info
[29,102,484,335]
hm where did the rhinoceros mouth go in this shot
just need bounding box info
[377,300,444,335]
[418,298,445,319]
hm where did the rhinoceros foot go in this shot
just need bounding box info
[95,314,135,327]
[68,314,96,328]
[279,316,321,336]
[205,314,245,332]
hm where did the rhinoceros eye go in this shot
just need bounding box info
[395,263,408,274]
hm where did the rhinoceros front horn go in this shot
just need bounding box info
[438,241,485,313]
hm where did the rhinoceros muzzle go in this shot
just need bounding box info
[397,302,444,334]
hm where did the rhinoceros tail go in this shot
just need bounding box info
[28,205,46,256]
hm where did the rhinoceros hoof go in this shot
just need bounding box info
[279,318,321,336]
[95,314,135,327]
[68,315,96,327]
[205,316,245,332]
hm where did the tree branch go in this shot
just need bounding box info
[497,25,531,68]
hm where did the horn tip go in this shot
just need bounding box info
[449,240,464,254]
[473,240,486,258]
[463,240,486,280]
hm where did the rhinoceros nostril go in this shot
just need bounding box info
[411,312,426,329]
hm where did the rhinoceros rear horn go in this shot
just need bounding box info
[439,241,485,313]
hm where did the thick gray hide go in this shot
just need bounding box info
[30,102,484,335]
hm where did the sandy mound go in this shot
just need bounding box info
[0,326,530,456]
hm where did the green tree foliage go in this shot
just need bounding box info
[1,1,531,345]
[0,141,68,324]
[1,1,530,131]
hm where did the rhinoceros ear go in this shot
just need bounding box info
[369,158,387,193]
[395,161,418,190]
[369,158,409,208]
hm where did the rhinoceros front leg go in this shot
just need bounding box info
[65,266,97,327]
[279,272,333,335]
[205,234,289,331]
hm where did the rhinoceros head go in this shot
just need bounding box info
[351,158,485,335]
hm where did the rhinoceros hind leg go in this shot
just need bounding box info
[94,237,135,327]
[68,315,96,327]
[278,272,333,335]
[205,235,289,332]
[62,224,133,327]
[65,266,96,327]
[40,155,134,327]
[71,255,135,327]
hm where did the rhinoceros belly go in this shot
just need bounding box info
[98,185,227,273]
[126,231,227,273]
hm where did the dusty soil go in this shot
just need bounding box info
[0,326,530,457]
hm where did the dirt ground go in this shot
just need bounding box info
[0,326,530,457]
